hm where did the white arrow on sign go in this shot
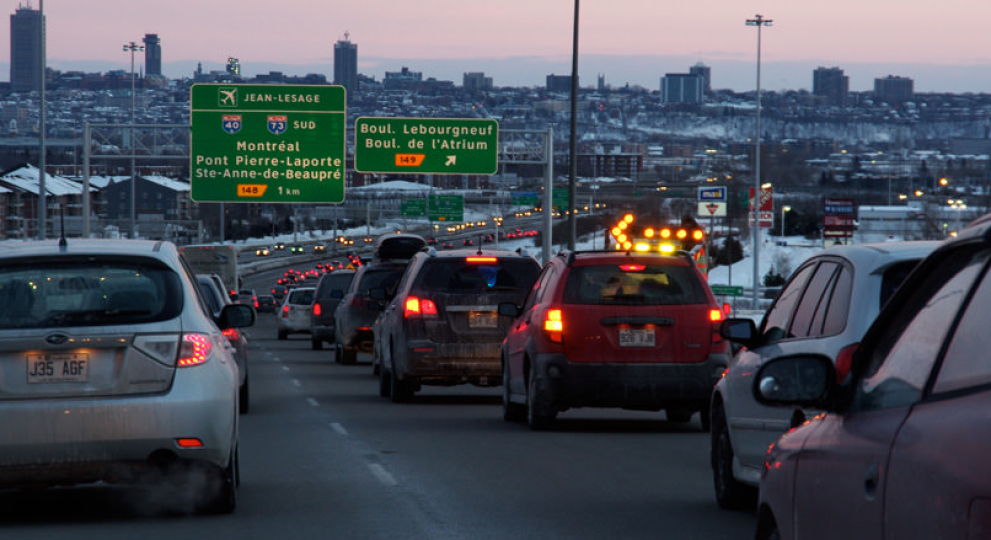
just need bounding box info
[445,155,457,166]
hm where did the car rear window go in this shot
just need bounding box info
[288,289,315,305]
[0,258,183,329]
[413,258,539,293]
[356,266,407,296]
[562,263,707,306]
[317,272,355,298]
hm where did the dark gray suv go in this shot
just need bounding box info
[310,269,355,350]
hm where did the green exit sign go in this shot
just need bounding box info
[190,83,347,203]
[710,285,744,296]
[401,199,427,217]
[428,194,464,222]
[354,117,498,175]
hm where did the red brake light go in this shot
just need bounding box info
[404,296,438,318]
[177,333,212,367]
[619,264,645,272]
[313,303,322,316]
[709,309,724,322]
[466,257,497,263]
[282,304,290,317]
[222,328,240,340]
[544,308,563,343]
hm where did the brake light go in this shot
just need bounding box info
[544,308,563,343]
[177,333,212,367]
[467,257,497,263]
[404,296,438,318]
[313,303,322,316]
[619,264,645,272]
[709,309,724,322]
[282,304,290,317]
[222,328,240,341]
[709,309,727,352]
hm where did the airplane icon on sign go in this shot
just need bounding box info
[219,88,237,106]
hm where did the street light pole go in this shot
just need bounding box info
[123,41,143,239]
[746,13,772,309]
[780,205,791,238]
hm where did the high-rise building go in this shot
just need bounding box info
[143,33,161,76]
[10,5,44,93]
[463,72,493,93]
[661,73,704,103]
[813,67,849,106]
[334,33,358,94]
[689,62,711,95]
[874,75,914,104]
[226,57,241,77]
[546,74,573,93]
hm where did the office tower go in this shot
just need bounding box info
[661,73,704,103]
[10,5,44,93]
[546,74,572,93]
[689,62,711,95]
[226,57,241,77]
[813,67,849,106]
[334,33,358,94]
[143,33,161,76]
[874,75,914,104]
[463,72,493,93]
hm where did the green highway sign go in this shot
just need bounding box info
[401,199,427,217]
[354,117,498,175]
[428,194,464,222]
[552,188,571,210]
[710,285,744,297]
[512,192,540,206]
[190,83,346,203]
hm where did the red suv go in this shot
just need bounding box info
[499,250,730,430]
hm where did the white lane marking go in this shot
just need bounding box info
[368,463,397,486]
[292,379,301,387]
[306,397,319,407]
[281,365,290,372]
[329,422,348,435]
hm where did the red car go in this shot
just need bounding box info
[499,250,730,430]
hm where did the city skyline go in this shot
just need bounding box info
[4,0,991,93]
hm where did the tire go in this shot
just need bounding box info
[390,363,414,403]
[238,376,249,415]
[342,346,358,365]
[201,447,238,514]
[711,403,758,510]
[311,337,322,350]
[502,358,525,422]
[334,344,343,364]
[379,367,392,397]
[526,362,555,430]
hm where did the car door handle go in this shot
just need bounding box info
[864,462,880,501]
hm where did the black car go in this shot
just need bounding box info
[310,270,355,350]
[372,248,541,402]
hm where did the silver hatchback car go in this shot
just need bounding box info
[0,239,254,513]
[710,240,938,510]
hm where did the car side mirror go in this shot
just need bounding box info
[720,318,758,347]
[753,355,835,407]
[219,303,256,329]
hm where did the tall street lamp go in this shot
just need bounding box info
[746,13,772,308]
[780,205,791,237]
[123,41,143,239]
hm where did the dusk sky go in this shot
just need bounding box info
[6,0,991,93]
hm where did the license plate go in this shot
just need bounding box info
[469,311,498,328]
[619,328,655,347]
[26,353,90,384]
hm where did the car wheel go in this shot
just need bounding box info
[334,344,343,364]
[379,366,392,397]
[342,346,357,365]
[238,375,249,415]
[201,447,238,514]
[526,362,555,430]
[711,402,758,510]
[311,337,322,350]
[390,363,414,403]
[502,358,525,422]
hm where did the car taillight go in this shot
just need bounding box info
[313,303,322,316]
[543,308,563,343]
[709,308,727,351]
[709,308,724,322]
[177,333,212,367]
[222,328,240,341]
[404,296,438,318]
[282,304,290,318]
